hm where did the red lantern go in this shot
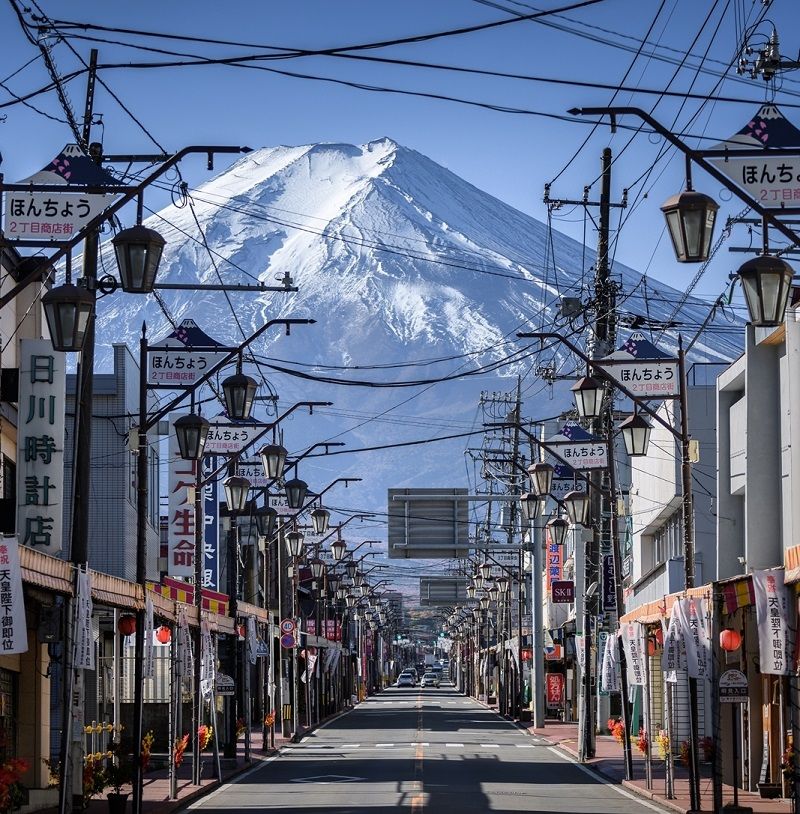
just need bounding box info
[654,627,664,647]
[117,614,136,636]
[647,637,657,657]
[720,628,742,652]
[155,625,171,644]
[238,624,246,639]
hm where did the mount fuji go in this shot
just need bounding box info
[93,137,742,530]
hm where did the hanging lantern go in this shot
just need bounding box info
[547,516,570,547]
[466,584,476,599]
[113,224,166,292]
[527,462,554,497]
[259,443,287,480]
[118,614,137,636]
[285,530,305,558]
[654,627,664,647]
[155,625,171,644]
[224,475,251,513]
[720,628,742,652]
[284,478,308,510]
[619,413,652,457]
[478,561,492,580]
[42,282,95,352]
[222,371,258,421]
[572,376,605,420]
[519,492,541,522]
[562,490,591,526]
[174,413,210,461]
[660,188,718,263]
[496,576,510,595]
[310,559,326,580]
[647,637,657,657]
[331,538,347,561]
[254,504,278,539]
[737,254,795,328]
[311,507,331,536]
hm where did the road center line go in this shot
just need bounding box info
[411,691,425,813]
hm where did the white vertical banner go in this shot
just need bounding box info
[601,632,619,692]
[753,569,793,675]
[167,422,197,578]
[0,536,27,654]
[661,605,681,684]
[16,339,66,556]
[176,609,193,681]
[676,597,711,681]
[199,620,215,698]
[143,597,155,679]
[621,622,645,686]
[73,568,95,670]
[246,616,258,665]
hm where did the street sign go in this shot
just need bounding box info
[546,423,608,471]
[280,633,296,649]
[148,320,232,386]
[546,673,564,705]
[599,333,679,398]
[551,580,575,604]
[280,619,296,635]
[215,673,235,696]
[255,639,270,658]
[204,419,263,455]
[602,554,616,611]
[719,669,748,704]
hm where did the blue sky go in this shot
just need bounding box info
[1,0,799,306]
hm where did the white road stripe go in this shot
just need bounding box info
[375,743,395,747]
[480,744,500,748]
[445,743,464,747]
[515,743,535,748]
[545,747,664,812]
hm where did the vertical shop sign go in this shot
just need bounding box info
[0,536,27,654]
[168,420,197,578]
[753,569,792,675]
[16,340,66,556]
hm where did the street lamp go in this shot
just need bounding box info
[253,503,278,539]
[737,254,795,327]
[547,515,570,547]
[42,280,94,353]
[528,462,554,497]
[311,507,331,536]
[331,538,347,561]
[112,224,166,293]
[310,559,326,580]
[224,475,251,513]
[488,584,499,602]
[286,530,305,558]
[478,561,492,580]
[496,576,510,595]
[466,584,476,599]
[519,491,541,522]
[479,595,489,611]
[174,413,210,461]
[259,442,287,479]
[619,413,652,457]
[660,188,718,263]
[572,376,605,420]
[284,478,308,510]
[222,369,258,421]
[562,490,591,527]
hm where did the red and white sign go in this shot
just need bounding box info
[545,529,563,590]
[546,673,564,705]
[280,618,296,635]
[551,580,575,604]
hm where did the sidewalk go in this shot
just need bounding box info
[527,719,793,814]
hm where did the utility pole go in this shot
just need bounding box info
[544,149,626,762]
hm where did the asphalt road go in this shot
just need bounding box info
[187,682,667,813]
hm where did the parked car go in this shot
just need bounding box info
[420,672,440,688]
[400,669,417,684]
[397,673,416,688]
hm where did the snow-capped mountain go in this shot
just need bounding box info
[94,137,742,531]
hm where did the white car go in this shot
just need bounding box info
[420,672,440,688]
[397,673,416,687]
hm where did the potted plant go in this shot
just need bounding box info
[0,758,29,814]
[82,754,108,810]
[105,752,132,814]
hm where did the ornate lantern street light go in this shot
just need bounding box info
[466,584,476,599]
[478,561,492,580]
[286,530,305,558]
[547,515,570,547]
[660,188,718,263]
[310,559,326,581]
[528,462,554,497]
[224,475,251,513]
[488,584,499,602]
[113,224,166,292]
[479,595,489,611]
[311,507,330,536]
[519,492,542,522]
[571,376,605,420]
[42,281,94,352]
[619,413,652,457]
[496,576,510,595]
[562,490,591,527]
[737,254,795,328]
[222,370,257,421]
[253,503,278,539]
[174,413,210,461]
[331,538,347,561]
[259,443,287,480]
[284,478,308,510]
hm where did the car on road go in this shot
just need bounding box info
[396,673,416,688]
[420,672,440,688]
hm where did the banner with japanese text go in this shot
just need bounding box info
[16,340,66,556]
[74,568,95,670]
[753,569,793,675]
[168,419,197,578]
[661,603,682,683]
[675,596,711,681]
[199,620,215,698]
[0,537,27,655]
[143,597,155,679]
[620,622,645,686]
[601,632,619,692]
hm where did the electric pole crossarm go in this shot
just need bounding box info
[568,106,800,248]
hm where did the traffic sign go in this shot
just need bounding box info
[719,669,748,704]
[215,673,235,696]
[280,633,296,649]
[280,618,296,635]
